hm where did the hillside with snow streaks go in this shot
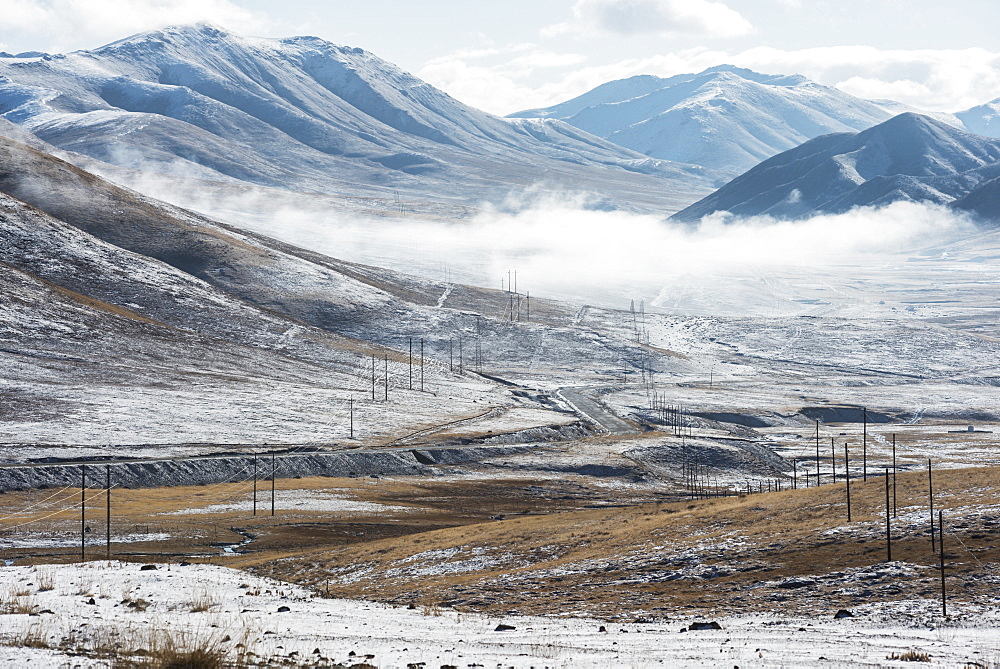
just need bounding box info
[672,113,1000,222]
[956,98,1000,138]
[0,23,710,212]
[509,66,943,179]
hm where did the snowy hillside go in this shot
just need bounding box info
[672,113,1000,222]
[956,98,1000,138]
[509,66,909,179]
[0,23,710,212]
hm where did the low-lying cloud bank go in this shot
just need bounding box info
[141,182,981,310]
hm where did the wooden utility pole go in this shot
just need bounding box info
[409,338,413,390]
[80,465,86,562]
[844,442,852,522]
[349,398,354,438]
[830,436,837,484]
[105,464,111,560]
[885,468,892,562]
[384,353,388,402]
[458,338,463,374]
[271,452,276,517]
[449,338,453,372]
[792,458,797,489]
[526,292,530,322]
[420,339,424,392]
[253,454,258,517]
[371,353,376,401]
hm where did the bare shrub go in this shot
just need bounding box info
[888,650,932,662]
[35,570,55,592]
[189,589,216,613]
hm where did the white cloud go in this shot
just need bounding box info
[419,44,590,115]
[729,46,1000,112]
[422,41,1000,116]
[151,181,975,312]
[545,0,754,39]
[0,0,278,53]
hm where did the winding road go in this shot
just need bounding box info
[556,387,636,435]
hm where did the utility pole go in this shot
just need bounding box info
[384,353,388,402]
[271,452,276,517]
[349,398,354,438]
[409,338,413,390]
[420,339,424,392]
[885,468,892,562]
[80,465,86,562]
[253,453,258,517]
[105,464,111,560]
[371,353,376,401]
[526,292,530,322]
[830,436,836,484]
[459,337,463,374]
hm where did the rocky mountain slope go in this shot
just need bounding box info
[671,113,1000,222]
[0,23,709,212]
[956,98,1000,138]
[509,66,907,179]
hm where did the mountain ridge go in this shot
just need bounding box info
[508,66,914,178]
[0,22,710,213]
[671,113,1000,222]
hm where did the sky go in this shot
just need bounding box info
[2,0,1000,115]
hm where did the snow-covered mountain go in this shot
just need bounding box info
[671,113,1000,222]
[509,66,921,179]
[956,98,1000,138]
[0,23,710,212]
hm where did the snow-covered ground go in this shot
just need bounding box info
[0,561,996,668]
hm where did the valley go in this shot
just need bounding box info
[1,20,1000,667]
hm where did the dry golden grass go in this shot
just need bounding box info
[0,472,654,566]
[231,466,1000,618]
[887,650,932,662]
[3,465,997,619]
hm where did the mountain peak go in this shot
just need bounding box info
[673,112,1000,221]
[509,64,899,177]
[96,21,241,54]
[0,24,709,213]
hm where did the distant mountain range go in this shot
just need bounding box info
[510,66,1000,182]
[5,24,1000,224]
[672,113,1000,222]
[509,66,913,178]
[0,23,710,212]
